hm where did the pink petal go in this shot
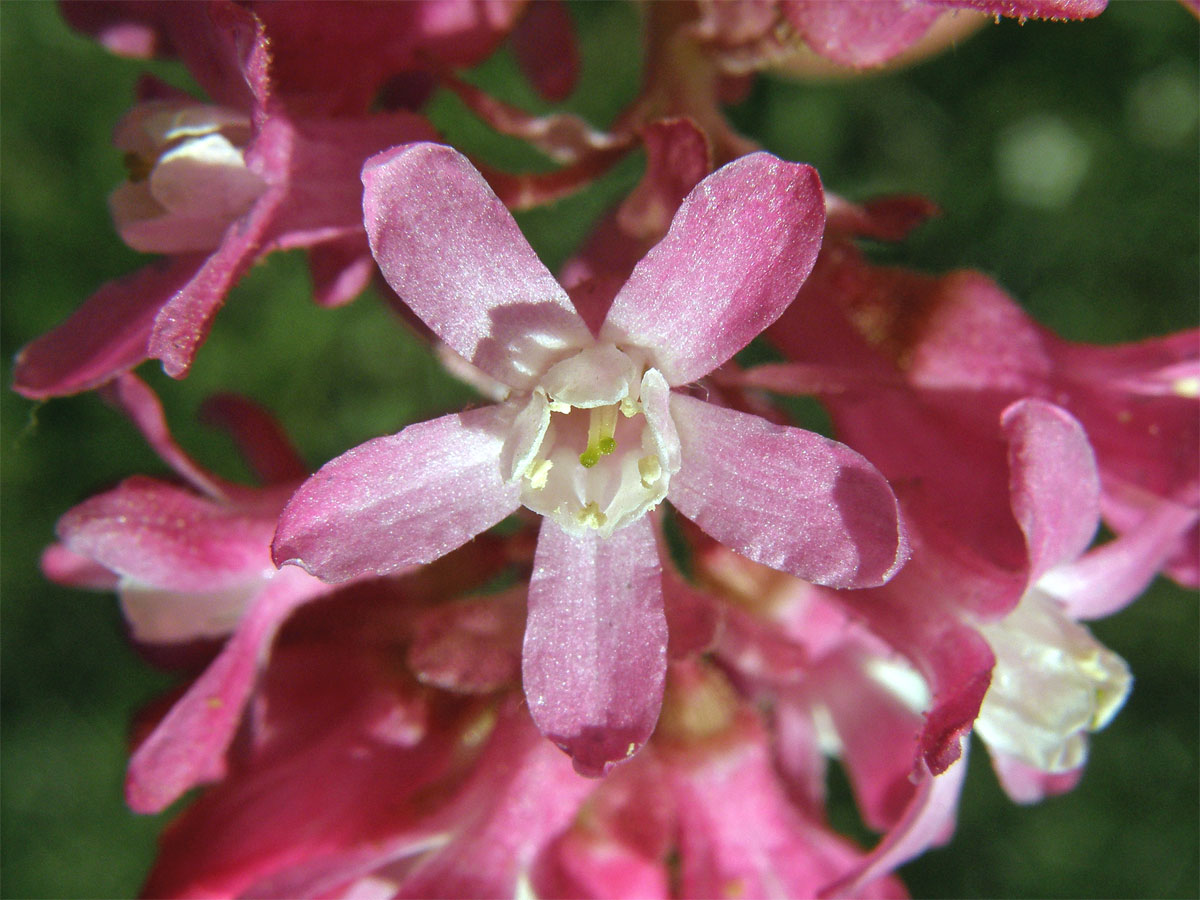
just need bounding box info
[41,544,120,591]
[989,750,1084,805]
[821,746,968,898]
[601,153,825,386]
[523,516,667,777]
[198,392,309,486]
[394,702,596,899]
[101,373,231,498]
[126,566,330,813]
[671,710,906,899]
[57,477,276,592]
[306,236,376,308]
[814,650,927,832]
[1039,499,1199,620]
[1001,399,1100,582]
[661,564,721,660]
[407,588,526,694]
[267,111,439,250]
[668,395,906,588]
[510,0,579,102]
[273,406,520,582]
[782,1,944,69]
[363,142,592,390]
[12,256,202,399]
[148,179,287,378]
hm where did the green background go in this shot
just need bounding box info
[2,2,1196,897]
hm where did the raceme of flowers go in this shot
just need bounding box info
[17,1,1198,898]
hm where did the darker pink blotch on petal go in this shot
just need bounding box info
[523,516,667,777]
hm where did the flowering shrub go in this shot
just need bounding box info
[3,1,1197,897]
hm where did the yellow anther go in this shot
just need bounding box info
[619,397,640,417]
[638,455,662,488]
[576,502,608,529]
[580,405,618,468]
[525,458,553,490]
[547,398,571,414]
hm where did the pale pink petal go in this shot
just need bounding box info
[989,750,1084,805]
[1001,400,1100,582]
[668,395,906,588]
[101,373,230,498]
[820,747,967,898]
[57,477,276,592]
[601,153,825,386]
[12,256,202,399]
[273,405,520,582]
[363,142,592,390]
[126,566,331,813]
[523,516,667,777]
[1041,500,1200,620]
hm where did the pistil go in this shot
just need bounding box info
[579,405,619,468]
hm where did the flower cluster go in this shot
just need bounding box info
[11,1,1197,898]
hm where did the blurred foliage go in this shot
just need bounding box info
[1,1,1196,897]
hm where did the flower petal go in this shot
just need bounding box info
[820,746,968,898]
[57,477,276,592]
[273,405,520,582]
[600,152,825,385]
[12,256,202,399]
[363,142,591,390]
[667,395,906,588]
[126,566,330,813]
[1001,399,1100,582]
[523,516,667,777]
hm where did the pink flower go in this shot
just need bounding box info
[43,374,335,813]
[273,143,907,776]
[13,1,437,399]
[691,0,1107,73]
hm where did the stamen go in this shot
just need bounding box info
[579,405,619,468]
[525,458,553,490]
[576,502,608,529]
[638,455,662,488]
[547,398,571,414]
[619,397,640,417]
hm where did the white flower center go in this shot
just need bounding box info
[109,101,267,253]
[976,587,1131,772]
[503,343,681,538]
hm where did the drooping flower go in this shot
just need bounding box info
[13,1,437,398]
[274,143,908,775]
[754,237,1200,586]
[43,374,334,813]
